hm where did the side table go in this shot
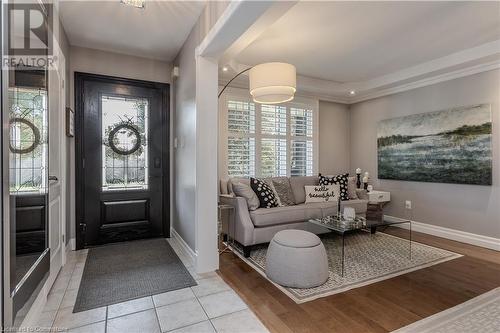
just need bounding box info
[366,190,391,224]
[218,204,235,254]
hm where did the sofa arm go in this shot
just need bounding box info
[356,189,368,200]
[219,195,255,246]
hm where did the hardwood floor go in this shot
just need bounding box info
[217,228,500,333]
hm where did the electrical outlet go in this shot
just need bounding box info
[405,200,412,209]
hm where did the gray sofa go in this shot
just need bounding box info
[220,176,368,257]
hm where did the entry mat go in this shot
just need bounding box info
[73,238,196,312]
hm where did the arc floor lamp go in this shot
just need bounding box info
[218,62,297,104]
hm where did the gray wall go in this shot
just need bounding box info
[67,46,172,244]
[318,101,350,175]
[172,2,229,250]
[349,69,500,238]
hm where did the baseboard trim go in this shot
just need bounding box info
[69,237,76,251]
[170,228,197,266]
[386,215,500,251]
[18,265,56,330]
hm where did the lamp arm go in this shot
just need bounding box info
[218,67,253,99]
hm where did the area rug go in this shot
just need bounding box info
[393,287,500,333]
[73,238,197,312]
[230,231,461,303]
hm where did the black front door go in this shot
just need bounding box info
[75,73,169,249]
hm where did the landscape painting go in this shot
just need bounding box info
[377,104,492,185]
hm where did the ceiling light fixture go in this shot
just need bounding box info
[249,63,296,104]
[222,66,228,72]
[349,90,356,96]
[218,62,297,104]
[120,0,145,9]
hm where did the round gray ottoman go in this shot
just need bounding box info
[265,230,328,288]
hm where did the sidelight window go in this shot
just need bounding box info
[9,87,48,194]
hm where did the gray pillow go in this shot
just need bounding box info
[232,182,260,211]
[347,176,359,200]
[264,178,282,206]
[272,177,296,206]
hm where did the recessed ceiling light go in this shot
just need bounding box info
[349,90,356,96]
[120,0,145,9]
[222,66,228,72]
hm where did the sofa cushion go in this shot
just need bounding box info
[249,200,368,227]
[249,204,323,227]
[289,176,319,204]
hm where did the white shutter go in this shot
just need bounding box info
[227,100,256,177]
[290,139,313,176]
[261,104,287,135]
[261,138,287,177]
[227,100,255,134]
[290,107,314,176]
[291,107,313,137]
[227,137,255,177]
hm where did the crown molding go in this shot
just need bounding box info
[352,40,500,91]
[221,40,500,105]
[350,59,500,103]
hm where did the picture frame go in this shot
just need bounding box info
[66,106,74,137]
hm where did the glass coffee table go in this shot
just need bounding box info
[309,215,412,276]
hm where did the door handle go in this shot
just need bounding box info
[48,175,58,182]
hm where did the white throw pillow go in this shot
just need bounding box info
[304,184,340,204]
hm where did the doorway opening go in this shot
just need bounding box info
[75,73,170,249]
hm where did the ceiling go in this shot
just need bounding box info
[235,1,500,84]
[59,0,206,61]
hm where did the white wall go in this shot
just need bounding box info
[318,101,350,175]
[172,2,229,251]
[67,46,172,244]
[349,69,500,238]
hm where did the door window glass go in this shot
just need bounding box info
[101,95,149,191]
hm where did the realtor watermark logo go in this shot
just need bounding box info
[3,2,57,69]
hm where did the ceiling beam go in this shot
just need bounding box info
[198,1,297,59]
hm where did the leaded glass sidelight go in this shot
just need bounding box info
[9,87,48,194]
[102,95,149,191]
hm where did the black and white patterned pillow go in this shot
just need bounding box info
[319,173,349,201]
[250,178,279,208]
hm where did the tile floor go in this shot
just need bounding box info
[32,239,269,333]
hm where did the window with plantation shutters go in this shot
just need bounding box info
[223,93,317,178]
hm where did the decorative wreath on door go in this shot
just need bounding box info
[107,122,143,156]
[9,117,41,154]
